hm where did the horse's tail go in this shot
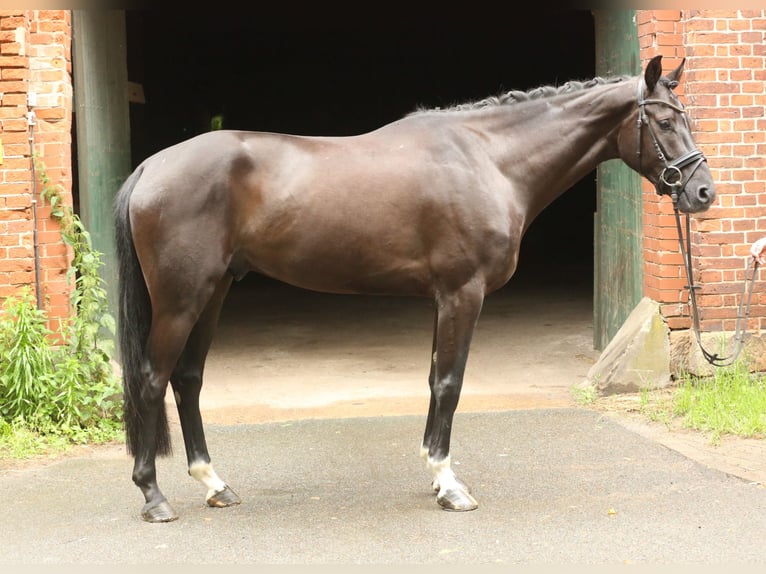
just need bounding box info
[114,164,172,457]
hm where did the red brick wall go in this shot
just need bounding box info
[638,9,766,336]
[0,9,73,332]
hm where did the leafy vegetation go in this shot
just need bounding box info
[0,156,123,460]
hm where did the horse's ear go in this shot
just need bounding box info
[644,55,663,92]
[665,57,686,88]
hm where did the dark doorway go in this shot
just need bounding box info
[125,9,596,291]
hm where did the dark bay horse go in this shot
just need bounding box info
[115,55,715,522]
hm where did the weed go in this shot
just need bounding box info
[0,156,123,459]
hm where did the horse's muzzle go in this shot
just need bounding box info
[672,182,716,213]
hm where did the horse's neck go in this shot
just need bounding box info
[477,79,637,220]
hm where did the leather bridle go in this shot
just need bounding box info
[636,78,707,205]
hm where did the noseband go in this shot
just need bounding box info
[635,79,707,206]
[635,78,757,367]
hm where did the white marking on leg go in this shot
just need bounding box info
[427,455,460,495]
[420,445,440,490]
[189,461,228,500]
[173,391,181,406]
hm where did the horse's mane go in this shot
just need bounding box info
[409,74,634,116]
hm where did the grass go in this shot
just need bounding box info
[0,419,73,460]
[638,360,766,444]
[0,414,123,463]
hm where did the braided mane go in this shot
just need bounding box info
[410,75,634,116]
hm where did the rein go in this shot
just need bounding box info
[672,205,758,367]
[636,79,759,367]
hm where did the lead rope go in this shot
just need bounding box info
[672,198,759,367]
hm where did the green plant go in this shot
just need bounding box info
[0,156,123,458]
[572,382,597,405]
[38,159,116,353]
[0,289,55,421]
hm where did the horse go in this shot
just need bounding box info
[115,54,715,522]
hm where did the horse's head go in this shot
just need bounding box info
[620,55,716,213]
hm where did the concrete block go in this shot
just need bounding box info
[584,297,671,395]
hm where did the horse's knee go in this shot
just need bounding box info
[432,375,462,411]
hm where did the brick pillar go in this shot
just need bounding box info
[0,9,73,333]
[637,10,690,330]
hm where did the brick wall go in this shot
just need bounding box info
[638,10,766,343]
[0,9,73,332]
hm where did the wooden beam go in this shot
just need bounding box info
[72,10,131,326]
[593,9,643,350]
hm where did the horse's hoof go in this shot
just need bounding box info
[141,500,179,523]
[437,487,479,512]
[207,485,241,508]
[431,477,472,495]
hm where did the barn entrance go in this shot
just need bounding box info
[125,9,597,289]
[114,9,608,415]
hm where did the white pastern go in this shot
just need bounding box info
[426,455,459,494]
[189,461,228,500]
[420,445,439,489]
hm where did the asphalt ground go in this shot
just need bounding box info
[2,408,766,565]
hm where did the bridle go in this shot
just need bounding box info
[636,78,706,199]
[635,78,758,367]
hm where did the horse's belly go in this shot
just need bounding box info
[249,236,432,295]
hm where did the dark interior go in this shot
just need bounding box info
[123,9,596,292]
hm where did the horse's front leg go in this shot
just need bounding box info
[421,280,484,511]
[170,276,240,510]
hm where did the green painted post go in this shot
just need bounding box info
[72,10,131,331]
[593,10,643,350]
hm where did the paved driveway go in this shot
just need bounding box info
[4,273,766,564]
[2,409,766,564]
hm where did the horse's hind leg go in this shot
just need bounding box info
[420,280,484,511]
[131,307,202,522]
[131,271,227,523]
[170,275,241,509]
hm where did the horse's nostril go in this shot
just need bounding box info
[697,185,712,203]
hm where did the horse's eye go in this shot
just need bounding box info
[658,119,673,131]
